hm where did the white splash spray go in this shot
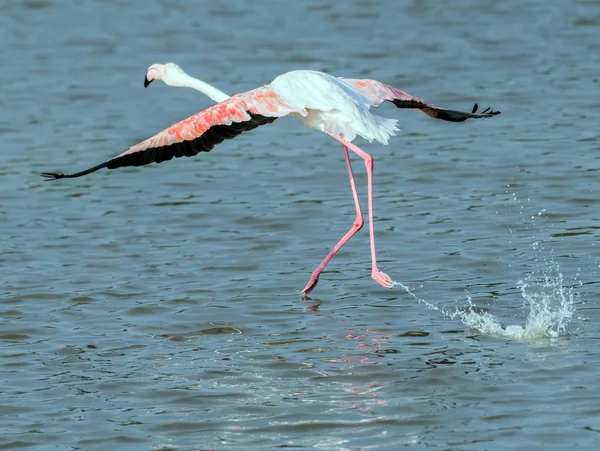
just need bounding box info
[395,265,576,341]
[454,266,576,340]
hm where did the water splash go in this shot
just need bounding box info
[395,267,576,341]
[519,268,575,337]
[456,267,576,340]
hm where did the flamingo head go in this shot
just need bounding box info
[144,63,188,88]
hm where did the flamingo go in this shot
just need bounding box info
[42,66,500,294]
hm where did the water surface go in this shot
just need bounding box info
[2,0,600,449]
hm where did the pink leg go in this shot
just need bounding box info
[301,135,393,294]
[301,144,364,294]
[330,134,393,289]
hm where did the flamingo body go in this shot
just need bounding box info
[270,70,398,144]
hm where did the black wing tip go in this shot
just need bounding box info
[40,161,109,180]
[40,172,65,181]
[472,103,501,117]
[482,107,501,117]
[392,99,500,120]
[471,103,500,117]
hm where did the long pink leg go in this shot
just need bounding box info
[332,135,393,289]
[332,136,393,289]
[301,135,393,294]
[302,144,364,294]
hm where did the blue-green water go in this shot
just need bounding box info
[2,0,599,449]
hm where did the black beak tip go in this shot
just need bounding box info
[144,76,152,88]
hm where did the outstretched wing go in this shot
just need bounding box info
[342,79,500,123]
[42,87,302,180]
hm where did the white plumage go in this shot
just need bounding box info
[270,70,399,144]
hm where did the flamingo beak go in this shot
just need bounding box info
[144,65,163,88]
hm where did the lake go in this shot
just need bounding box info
[2,0,599,449]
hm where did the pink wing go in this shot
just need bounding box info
[343,79,500,122]
[42,87,301,180]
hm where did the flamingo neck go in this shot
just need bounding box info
[179,74,230,102]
